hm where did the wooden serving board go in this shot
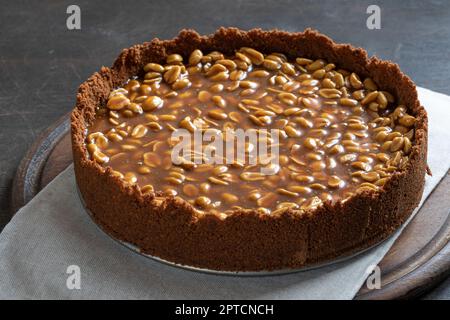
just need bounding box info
[10,113,450,300]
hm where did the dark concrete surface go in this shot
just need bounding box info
[0,0,449,299]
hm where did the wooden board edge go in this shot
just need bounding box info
[10,114,70,214]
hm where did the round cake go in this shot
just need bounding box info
[71,28,428,272]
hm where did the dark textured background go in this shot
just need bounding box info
[0,0,449,299]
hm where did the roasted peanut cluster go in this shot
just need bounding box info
[86,47,416,215]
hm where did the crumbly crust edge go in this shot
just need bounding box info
[71,28,428,271]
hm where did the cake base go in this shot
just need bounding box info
[76,185,391,276]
